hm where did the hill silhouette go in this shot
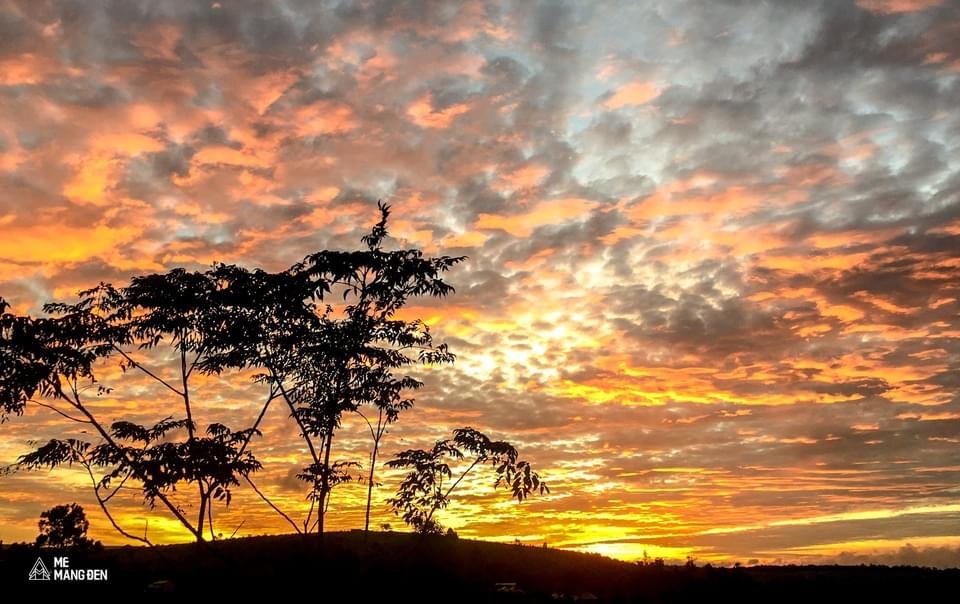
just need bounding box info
[2,531,958,601]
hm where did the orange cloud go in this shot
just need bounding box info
[293,101,358,136]
[249,70,300,115]
[856,0,943,13]
[0,53,58,85]
[133,22,183,62]
[443,230,488,248]
[604,81,661,109]
[804,228,898,250]
[759,251,871,272]
[96,133,166,156]
[852,292,915,315]
[0,223,141,266]
[497,164,550,191]
[127,103,163,130]
[193,145,270,169]
[600,226,644,245]
[407,94,471,129]
[475,198,598,237]
[626,184,768,225]
[63,154,120,206]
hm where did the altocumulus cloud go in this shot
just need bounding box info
[0,0,958,564]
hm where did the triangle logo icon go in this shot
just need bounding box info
[28,557,51,581]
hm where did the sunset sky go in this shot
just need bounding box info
[1,0,960,567]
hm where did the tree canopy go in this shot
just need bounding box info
[36,502,98,550]
[2,203,548,544]
[1,203,472,541]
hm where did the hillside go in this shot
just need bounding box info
[2,531,958,601]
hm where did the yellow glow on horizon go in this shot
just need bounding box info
[700,504,960,537]
[569,541,692,562]
[778,535,960,557]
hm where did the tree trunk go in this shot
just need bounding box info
[317,433,334,534]
[364,436,380,532]
[196,488,207,542]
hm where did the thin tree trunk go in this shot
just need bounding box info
[245,475,302,533]
[65,385,203,541]
[197,491,207,540]
[364,438,378,532]
[317,432,334,534]
[207,494,216,540]
[424,457,482,527]
[84,463,152,546]
[364,409,384,532]
[181,347,206,542]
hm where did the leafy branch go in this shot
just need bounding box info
[387,427,549,534]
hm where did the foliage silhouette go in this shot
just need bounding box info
[216,202,464,532]
[36,503,98,550]
[387,427,548,534]
[1,203,464,541]
[5,272,267,542]
[281,203,463,532]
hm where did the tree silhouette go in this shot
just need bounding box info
[1,203,464,540]
[7,274,266,542]
[261,202,463,533]
[36,503,98,550]
[387,427,549,534]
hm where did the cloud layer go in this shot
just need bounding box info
[1,0,959,564]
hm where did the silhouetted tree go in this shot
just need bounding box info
[277,203,462,533]
[6,273,266,542]
[1,203,463,540]
[36,503,97,550]
[387,427,549,534]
